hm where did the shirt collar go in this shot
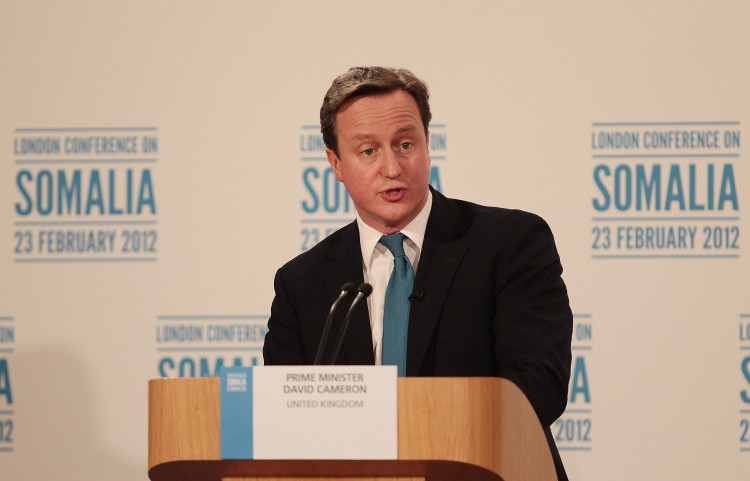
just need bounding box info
[357,190,433,270]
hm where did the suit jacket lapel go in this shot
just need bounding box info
[407,189,468,375]
[324,222,375,366]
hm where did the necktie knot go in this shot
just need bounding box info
[380,233,407,258]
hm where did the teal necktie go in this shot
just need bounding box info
[380,233,414,377]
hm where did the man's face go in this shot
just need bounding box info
[326,89,431,234]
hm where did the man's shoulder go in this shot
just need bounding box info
[435,193,562,265]
[277,221,358,274]
[436,192,551,233]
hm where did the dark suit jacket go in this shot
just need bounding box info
[264,188,573,480]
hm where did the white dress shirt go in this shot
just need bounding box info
[356,191,433,365]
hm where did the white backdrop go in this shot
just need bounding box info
[1,1,749,480]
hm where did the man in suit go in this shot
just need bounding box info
[263,66,572,480]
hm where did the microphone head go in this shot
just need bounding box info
[340,282,357,294]
[357,283,373,297]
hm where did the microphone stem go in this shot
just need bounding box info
[314,287,353,365]
[329,293,367,365]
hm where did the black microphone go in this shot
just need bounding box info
[328,283,373,365]
[409,289,425,302]
[313,282,357,365]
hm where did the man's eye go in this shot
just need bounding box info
[400,142,413,150]
[362,148,375,156]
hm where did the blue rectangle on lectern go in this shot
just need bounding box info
[220,366,253,459]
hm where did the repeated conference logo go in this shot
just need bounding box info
[741,313,750,452]
[0,316,13,454]
[12,127,159,263]
[591,121,741,259]
[558,314,593,453]
[155,315,267,378]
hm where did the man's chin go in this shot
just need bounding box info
[379,210,417,231]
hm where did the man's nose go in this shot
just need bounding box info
[380,148,402,178]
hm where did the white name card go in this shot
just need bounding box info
[221,365,398,460]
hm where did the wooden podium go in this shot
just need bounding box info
[148,377,556,481]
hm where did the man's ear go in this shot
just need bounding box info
[326,148,344,182]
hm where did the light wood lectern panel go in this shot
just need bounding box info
[148,377,555,481]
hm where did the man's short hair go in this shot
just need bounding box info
[320,66,432,154]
